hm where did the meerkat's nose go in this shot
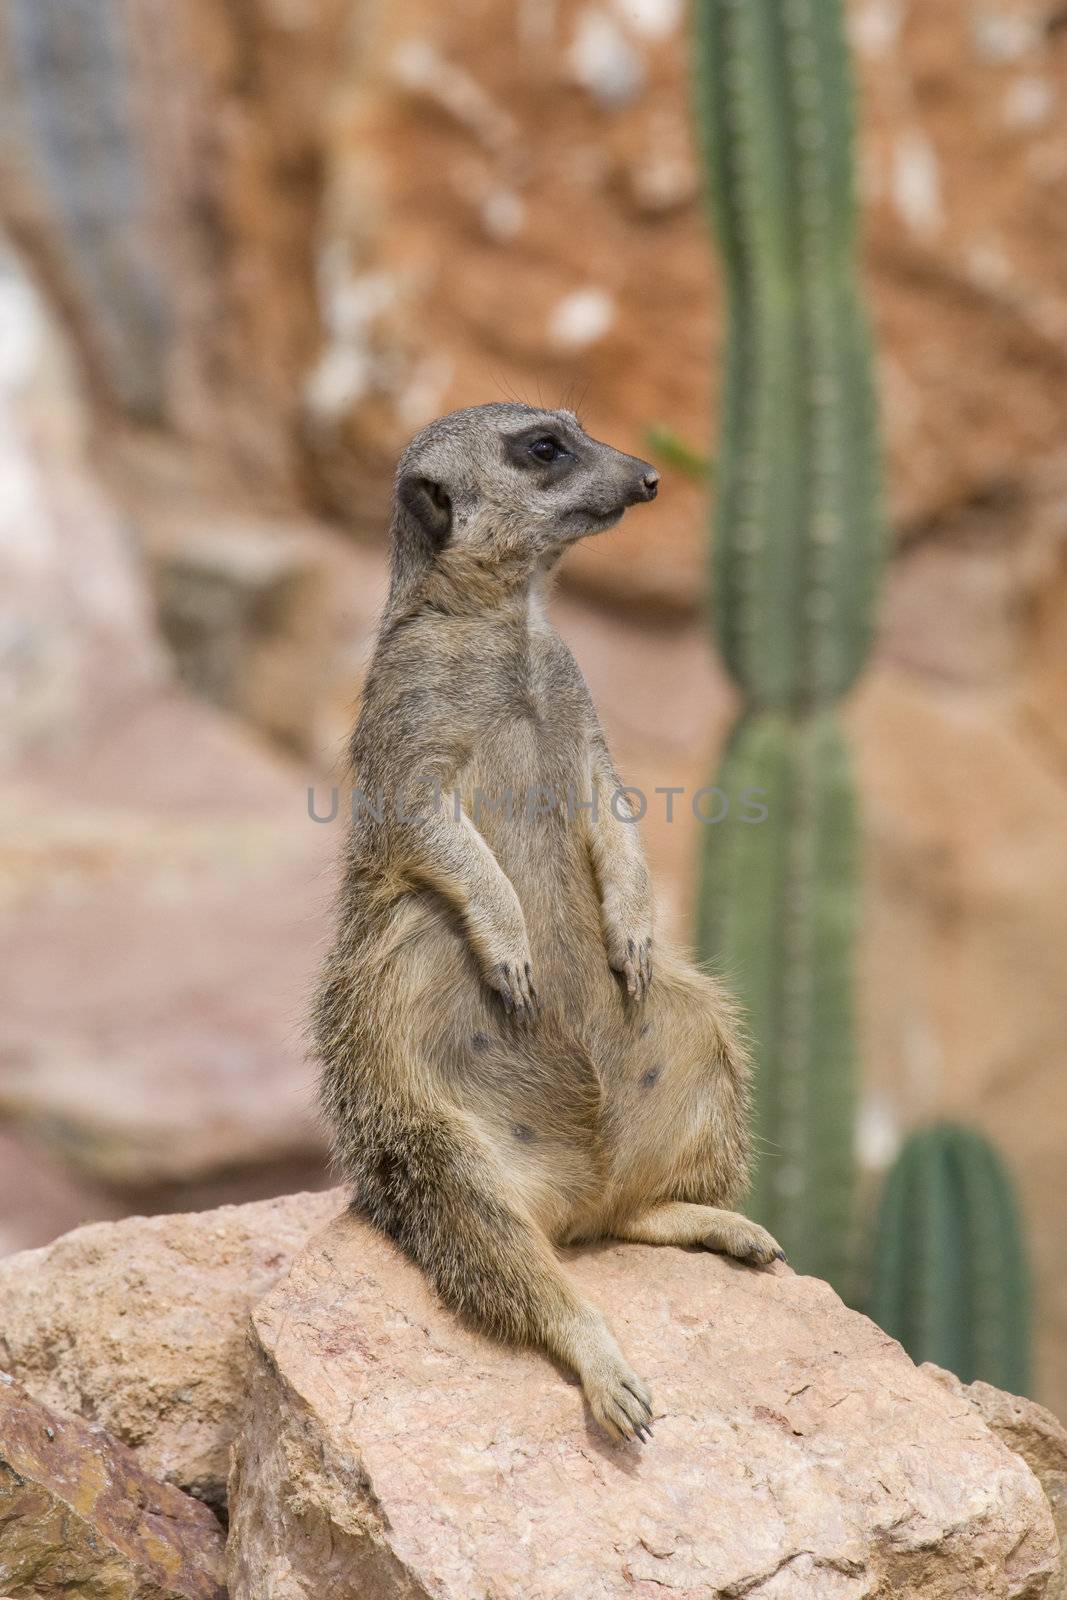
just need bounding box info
[641,468,660,500]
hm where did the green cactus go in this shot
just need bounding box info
[694,0,885,710]
[692,0,886,1291]
[869,1124,1030,1394]
[696,709,858,1289]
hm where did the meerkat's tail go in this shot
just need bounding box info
[339,1100,577,1341]
[330,1093,654,1442]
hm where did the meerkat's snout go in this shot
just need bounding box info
[635,466,660,502]
[557,433,662,541]
[583,442,660,519]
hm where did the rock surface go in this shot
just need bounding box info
[139,506,388,763]
[0,690,335,1190]
[925,1364,1067,1600]
[0,1189,343,1509]
[226,1211,1059,1599]
[0,240,338,1201]
[0,238,165,765]
[0,1375,226,1600]
[0,0,350,497]
[312,0,1067,600]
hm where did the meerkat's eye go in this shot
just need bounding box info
[529,436,564,463]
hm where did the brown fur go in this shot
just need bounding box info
[314,404,780,1441]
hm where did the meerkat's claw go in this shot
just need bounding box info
[716,1219,783,1267]
[584,1350,654,1444]
[490,959,539,1026]
[610,935,653,1003]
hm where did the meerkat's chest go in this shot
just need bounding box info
[459,662,592,821]
[467,711,603,971]
[441,629,604,925]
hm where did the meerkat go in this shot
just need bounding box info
[314,403,782,1443]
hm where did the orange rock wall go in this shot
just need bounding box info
[310,0,1067,601]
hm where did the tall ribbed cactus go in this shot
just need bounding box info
[869,1124,1030,1394]
[695,0,884,708]
[692,0,886,1292]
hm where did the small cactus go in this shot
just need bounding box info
[692,0,886,1293]
[868,1124,1031,1394]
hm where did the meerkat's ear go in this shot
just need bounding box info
[396,472,453,554]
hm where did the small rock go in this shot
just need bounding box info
[851,0,905,60]
[1003,75,1056,130]
[891,128,944,239]
[0,1378,226,1600]
[547,286,617,350]
[148,520,333,753]
[568,7,645,108]
[629,155,697,212]
[970,6,1041,64]
[0,1189,344,1509]
[226,1211,1058,1598]
[481,188,526,242]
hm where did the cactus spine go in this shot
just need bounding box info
[693,0,886,1291]
[869,1125,1031,1393]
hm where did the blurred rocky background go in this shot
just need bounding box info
[1,0,1066,1417]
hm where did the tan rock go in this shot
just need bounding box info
[924,1364,1067,1599]
[141,511,388,765]
[0,1375,226,1600]
[0,686,336,1189]
[226,1212,1058,1599]
[0,1189,343,1509]
[0,244,338,1195]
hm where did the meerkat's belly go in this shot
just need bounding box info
[355,714,740,1221]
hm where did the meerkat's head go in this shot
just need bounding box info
[388,403,659,605]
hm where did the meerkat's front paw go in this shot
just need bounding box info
[704,1212,785,1268]
[606,931,653,1001]
[485,955,539,1026]
[582,1350,654,1444]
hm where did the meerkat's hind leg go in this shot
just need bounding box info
[563,1316,654,1443]
[357,1109,654,1442]
[616,1201,784,1267]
